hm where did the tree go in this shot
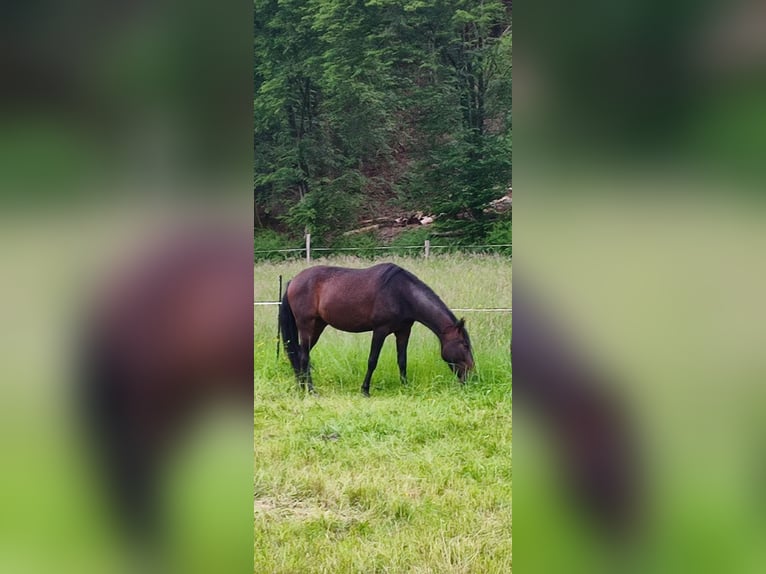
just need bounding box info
[254,0,512,242]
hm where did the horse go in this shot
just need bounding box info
[78,227,253,542]
[279,262,474,395]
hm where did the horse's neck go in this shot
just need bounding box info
[408,284,453,338]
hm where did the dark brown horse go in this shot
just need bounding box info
[279,263,474,395]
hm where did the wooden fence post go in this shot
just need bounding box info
[424,239,430,259]
[276,275,282,361]
[306,233,311,264]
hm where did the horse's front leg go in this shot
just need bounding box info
[361,329,388,397]
[395,324,413,385]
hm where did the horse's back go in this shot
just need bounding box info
[290,263,400,294]
[288,263,406,331]
[293,262,397,279]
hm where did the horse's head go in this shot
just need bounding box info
[441,318,474,382]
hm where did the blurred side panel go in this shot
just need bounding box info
[516,1,766,573]
[0,2,253,573]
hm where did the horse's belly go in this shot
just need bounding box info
[318,297,377,333]
[329,321,373,333]
[323,314,375,333]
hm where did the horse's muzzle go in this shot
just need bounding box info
[452,362,472,382]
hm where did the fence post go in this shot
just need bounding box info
[424,239,430,259]
[306,233,311,264]
[276,275,282,361]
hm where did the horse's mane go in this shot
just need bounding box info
[380,264,458,323]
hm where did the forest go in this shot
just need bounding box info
[254,0,512,250]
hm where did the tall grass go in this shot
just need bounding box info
[254,254,512,573]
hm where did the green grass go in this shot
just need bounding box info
[254,254,512,573]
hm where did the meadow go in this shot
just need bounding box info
[254,254,512,573]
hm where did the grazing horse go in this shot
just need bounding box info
[279,263,474,395]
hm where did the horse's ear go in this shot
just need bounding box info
[457,318,465,329]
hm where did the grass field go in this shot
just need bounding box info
[254,254,512,573]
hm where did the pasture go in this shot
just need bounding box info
[254,254,512,573]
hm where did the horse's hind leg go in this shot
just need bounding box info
[298,321,326,393]
[297,338,313,392]
[361,329,388,397]
[395,323,413,385]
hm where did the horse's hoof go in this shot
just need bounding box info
[361,389,370,397]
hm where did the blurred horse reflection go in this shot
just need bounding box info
[513,285,641,535]
[79,228,252,540]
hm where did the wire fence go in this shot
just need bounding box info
[254,300,511,312]
[255,274,511,313]
[254,234,512,262]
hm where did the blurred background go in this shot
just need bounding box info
[0,1,252,573]
[516,0,766,572]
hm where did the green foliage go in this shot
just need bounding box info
[421,131,512,241]
[487,216,512,244]
[486,216,513,256]
[325,232,381,258]
[389,226,432,248]
[282,171,365,238]
[253,229,300,261]
[254,0,512,240]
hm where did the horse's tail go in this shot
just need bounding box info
[279,283,301,374]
